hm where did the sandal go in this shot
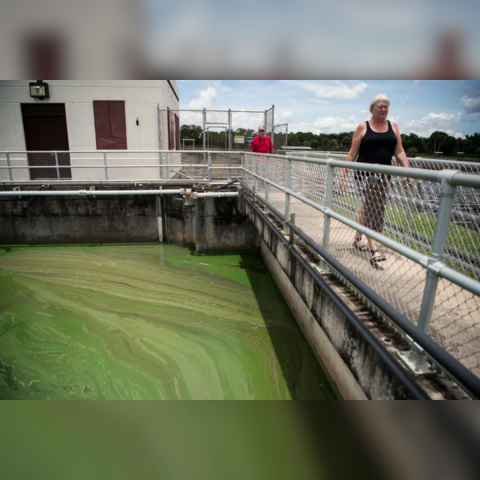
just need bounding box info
[370,250,386,263]
[353,238,369,252]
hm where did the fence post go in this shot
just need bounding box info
[265,154,270,203]
[6,152,12,182]
[203,108,207,168]
[103,152,108,181]
[228,109,232,151]
[399,171,457,375]
[271,105,275,148]
[54,151,60,180]
[418,173,457,333]
[284,158,291,235]
[323,161,334,251]
[165,153,169,180]
[208,152,212,185]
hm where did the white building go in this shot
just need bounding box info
[0,80,179,182]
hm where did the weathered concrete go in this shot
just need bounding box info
[0,194,159,244]
[163,195,195,247]
[261,240,367,400]
[0,188,260,255]
[195,196,260,254]
[245,199,422,400]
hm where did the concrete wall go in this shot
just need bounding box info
[0,193,160,244]
[0,189,259,255]
[195,197,260,254]
[243,197,419,400]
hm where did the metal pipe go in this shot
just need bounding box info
[3,164,209,169]
[284,158,291,234]
[207,152,212,185]
[243,153,456,183]
[5,153,12,182]
[54,152,60,180]
[194,192,238,198]
[418,173,457,333]
[323,161,334,250]
[103,152,108,181]
[242,193,430,400]
[0,189,185,197]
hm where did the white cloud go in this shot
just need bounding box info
[461,95,480,112]
[289,115,357,134]
[280,111,293,119]
[403,112,462,137]
[315,82,368,99]
[283,81,369,99]
[188,87,216,109]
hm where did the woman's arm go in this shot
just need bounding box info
[340,123,365,184]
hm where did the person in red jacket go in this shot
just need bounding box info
[250,126,274,154]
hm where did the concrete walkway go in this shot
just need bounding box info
[262,190,480,377]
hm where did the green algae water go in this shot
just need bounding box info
[0,245,335,400]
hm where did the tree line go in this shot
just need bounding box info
[180,124,480,159]
[286,131,480,159]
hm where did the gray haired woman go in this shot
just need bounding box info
[339,94,413,265]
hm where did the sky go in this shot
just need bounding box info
[178,80,480,139]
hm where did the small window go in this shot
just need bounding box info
[93,101,127,149]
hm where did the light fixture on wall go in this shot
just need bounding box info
[136,118,139,126]
[29,80,50,100]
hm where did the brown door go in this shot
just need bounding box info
[21,103,72,180]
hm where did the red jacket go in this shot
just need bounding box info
[250,135,274,154]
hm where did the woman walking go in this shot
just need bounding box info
[340,94,413,265]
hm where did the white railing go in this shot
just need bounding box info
[1,149,480,381]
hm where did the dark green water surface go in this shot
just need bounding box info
[0,245,335,400]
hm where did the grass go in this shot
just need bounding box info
[333,196,480,258]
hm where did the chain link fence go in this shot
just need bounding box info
[244,152,480,377]
[159,107,272,153]
[273,124,288,150]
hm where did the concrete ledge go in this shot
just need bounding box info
[246,200,419,400]
[261,240,367,400]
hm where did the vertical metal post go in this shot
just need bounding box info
[207,152,212,185]
[264,110,267,131]
[286,124,289,149]
[6,152,12,182]
[195,197,202,251]
[103,152,109,181]
[271,105,275,149]
[241,153,245,185]
[418,174,457,333]
[228,109,232,151]
[253,155,257,193]
[289,213,295,245]
[203,108,207,169]
[158,151,163,180]
[323,161,334,251]
[284,158,291,235]
[265,155,270,203]
[157,105,162,151]
[165,153,169,180]
[54,151,60,180]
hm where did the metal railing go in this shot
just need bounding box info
[0,150,243,184]
[158,107,274,152]
[242,152,480,378]
[1,149,480,381]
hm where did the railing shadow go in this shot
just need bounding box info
[239,253,336,400]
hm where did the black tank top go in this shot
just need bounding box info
[356,120,397,180]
